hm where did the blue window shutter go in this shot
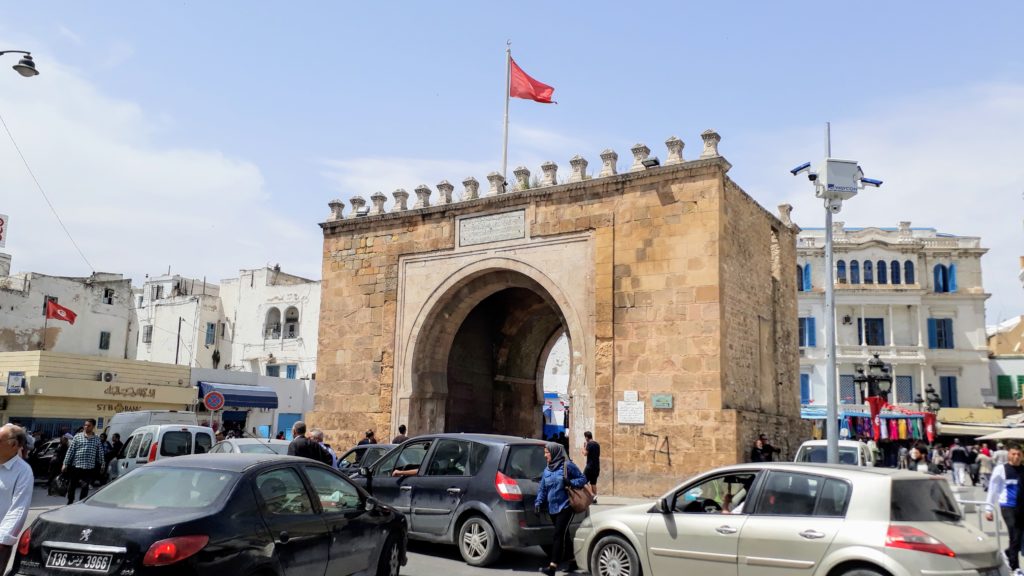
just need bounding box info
[941,377,959,408]
[877,260,887,284]
[851,261,860,284]
[803,264,812,291]
[286,365,297,379]
[944,319,954,349]
[905,261,915,284]
[796,265,803,291]
[864,260,873,283]
[891,261,900,284]
[949,263,957,292]
[800,374,811,404]
[857,318,863,345]
[927,319,937,349]
[808,317,816,347]
[837,260,846,281]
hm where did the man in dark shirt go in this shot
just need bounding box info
[750,434,779,462]
[583,431,601,503]
[391,425,408,444]
[287,421,332,466]
[358,430,376,446]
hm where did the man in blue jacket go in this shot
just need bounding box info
[986,444,1024,575]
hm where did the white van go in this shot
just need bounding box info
[117,424,215,476]
[104,410,198,442]
[794,439,876,467]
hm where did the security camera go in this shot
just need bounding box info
[807,172,818,182]
[861,177,883,188]
[828,202,842,214]
[790,162,812,176]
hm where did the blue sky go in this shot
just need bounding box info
[0,2,1021,322]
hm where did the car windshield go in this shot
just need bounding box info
[891,478,962,521]
[238,443,278,454]
[504,444,546,480]
[797,446,859,465]
[89,467,237,510]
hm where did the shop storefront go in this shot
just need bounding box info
[196,381,279,436]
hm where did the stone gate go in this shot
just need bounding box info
[313,131,805,496]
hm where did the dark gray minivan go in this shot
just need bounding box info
[352,433,584,566]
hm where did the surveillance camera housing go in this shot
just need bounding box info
[808,172,818,182]
[790,162,812,176]
[861,177,883,188]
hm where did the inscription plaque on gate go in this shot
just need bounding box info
[459,210,526,247]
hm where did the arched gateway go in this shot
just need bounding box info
[314,131,806,496]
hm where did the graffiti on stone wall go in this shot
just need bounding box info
[640,431,671,466]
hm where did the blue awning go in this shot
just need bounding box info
[198,381,279,409]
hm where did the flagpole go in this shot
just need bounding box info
[501,40,511,188]
[41,314,48,351]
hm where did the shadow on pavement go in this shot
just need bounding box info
[406,540,588,574]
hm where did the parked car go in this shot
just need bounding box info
[574,462,1003,576]
[338,443,398,474]
[117,425,215,476]
[208,438,291,455]
[352,433,583,567]
[103,410,199,442]
[795,439,876,467]
[10,454,407,576]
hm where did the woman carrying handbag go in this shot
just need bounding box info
[534,442,588,576]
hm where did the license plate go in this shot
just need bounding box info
[45,550,112,573]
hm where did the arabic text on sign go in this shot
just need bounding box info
[103,385,157,398]
[459,210,526,247]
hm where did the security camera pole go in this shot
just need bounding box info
[791,123,882,464]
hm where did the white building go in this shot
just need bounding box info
[219,266,320,380]
[797,222,990,411]
[0,253,137,358]
[190,367,316,439]
[133,275,226,369]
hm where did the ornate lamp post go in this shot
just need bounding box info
[853,353,893,402]
[924,383,942,413]
[0,50,39,77]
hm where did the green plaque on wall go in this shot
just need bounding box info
[652,394,673,409]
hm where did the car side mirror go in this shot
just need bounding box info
[365,496,378,512]
[359,467,370,477]
[658,498,671,514]
[339,460,350,469]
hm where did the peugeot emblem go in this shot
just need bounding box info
[80,529,92,542]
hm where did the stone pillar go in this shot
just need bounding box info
[599,149,618,177]
[392,188,409,212]
[486,172,505,196]
[541,161,558,186]
[462,177,480,200]
[665,136,685,165]
[513,166,531,191]
[437,180,454,204]
[777,204,794,228]
[898,221,912,242]
[700,129,721,158]
[630,143,650,172]
[327,199,345,221]
[348,195,366,218]
[369,192,387,215]
[569,155,588,183]
[413,185,431,209]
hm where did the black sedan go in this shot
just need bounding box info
[9,454,407,576]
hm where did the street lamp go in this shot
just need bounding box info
[853,353,893,402]
[923,383,942,413]
[791,123,882,465]
[0,50,39,77]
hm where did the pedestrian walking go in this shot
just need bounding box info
[950,440,969,486]
[357,430,376,446]
[909,445,928,473]
[107,433,123,481]
[287,421,332,465]
[310,429,337,467]
[978,448,994,491]
[582,431,601,504]
[275,431,286,440]
[898,444,910,469]
[986,444,1024,574]
[62,418,105,505]
[0,424,32,569]
[749,434,779,462]
[968,445,981,486]
[534,443,587,576]
[48,434,71,495]
[557,431,570,452]
[995,443,1009,467]
[392,424,409,444]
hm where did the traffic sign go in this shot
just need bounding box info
[203,390,226,411]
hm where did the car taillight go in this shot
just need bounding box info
[142,535,209,566]
[495,471,522,501]
[17,528,30,556]
[886,525,955,557]
[148,443,158,462]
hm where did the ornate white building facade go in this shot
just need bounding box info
[797,222,991,410]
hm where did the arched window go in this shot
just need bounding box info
[796,265,804,292]
[949,263,957,292]
[904,260,915,284]
[864,260,874,284]
[890,260,901,285]
[876,260,887,284]
[933,264,949,293]
[264,307,282,340]
[836,260,847,283]
[850,261,860,284]
[802,263,811,291]
[284,306,300,339]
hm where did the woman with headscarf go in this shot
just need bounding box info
[534,442,587,575]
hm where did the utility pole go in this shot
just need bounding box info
[791,124,882,464]
[174,316,183,364]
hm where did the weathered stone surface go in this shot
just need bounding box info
[315,150,802,498]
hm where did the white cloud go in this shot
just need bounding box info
[0,53,320,285]
[735,83,1024,323]
[56,25,81,45]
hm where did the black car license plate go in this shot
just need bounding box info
[45,549,112,572]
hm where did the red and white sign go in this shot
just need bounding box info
[203,391,226,411]
[0,213,8,248]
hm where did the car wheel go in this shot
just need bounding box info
[457,516,501,567]
[590,534,641,576]
[376,536,401,576]
[838,569,885,576]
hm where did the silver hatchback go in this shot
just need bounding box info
[574,463,1006,576]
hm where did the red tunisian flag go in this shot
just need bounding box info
[865,396,887,441]
[510,58,556,104]
[45,300,77,325]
